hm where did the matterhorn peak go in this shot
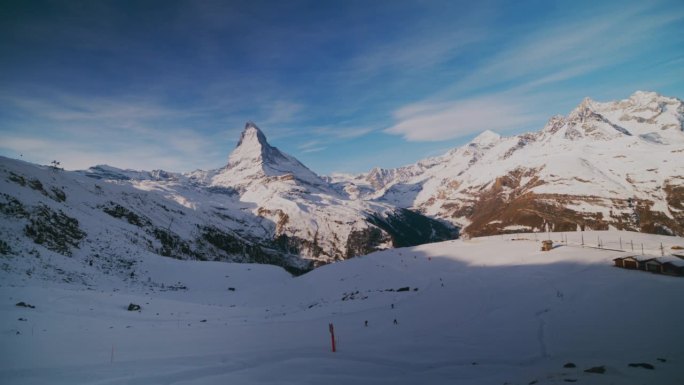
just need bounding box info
[236,121,269,150]
[215,122,323,187]
[228,121,282,167]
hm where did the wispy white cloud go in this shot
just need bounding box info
[0,92,228,171]
[385,94,541,141]
[298,140,322,150]
[385,1,684,143]
[455,3,684,93]
[348,27,486,78]
[318,126,376,139]
[300,146,326,154]
[290,125,379,155]
[259,101,304,126]
[0,134,193,171]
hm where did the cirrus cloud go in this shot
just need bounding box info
[384,95,541,142]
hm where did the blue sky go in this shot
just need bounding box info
[1,0,683,175]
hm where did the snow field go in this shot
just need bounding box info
[1,230,683,384]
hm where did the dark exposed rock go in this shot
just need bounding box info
[0,193,28,218]
[0,239,11,255]
[23,205,86,256]
[584,366,605,374]
[15,302,35,308]
[201,226,244,255]
[368,208,456,248]
[628,363,654,370]
[563,362,576,368]
[127,303,141,311]
[102,202,150,227]
[346,227,387,259]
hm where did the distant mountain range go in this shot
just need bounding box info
[1,91,682,275]
[331,91,684,237]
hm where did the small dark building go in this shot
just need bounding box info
[613,255,683,277]
[644,259,663,274]
[621,256,640,270]
[663,262,684,276]
[659,256,684,277]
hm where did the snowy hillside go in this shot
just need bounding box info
[0,123,454,276]
[2,230,682,384]
[335,91,684,237]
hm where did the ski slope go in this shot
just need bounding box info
[1,230,683,384]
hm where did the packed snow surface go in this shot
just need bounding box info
[2,230,682,384]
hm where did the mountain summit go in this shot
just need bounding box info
[233,122,270,154]
[469,130,501,148]
[216,122,322,187]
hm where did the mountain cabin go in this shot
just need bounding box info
[613,255,684,277]
[613,256,639,269]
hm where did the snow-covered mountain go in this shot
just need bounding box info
[2,91,682,277]
[333,91,684,237]
[0,123,454,276]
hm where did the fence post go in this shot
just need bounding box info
[620,237,622,250]
[641,243,644,255]
[631,240,633,251]
[329,323,336,353]
[661,243,664,256]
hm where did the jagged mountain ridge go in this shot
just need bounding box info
[332,91,684,236]
[0,124,454,277]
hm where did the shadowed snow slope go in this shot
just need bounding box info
[1,230,682,384]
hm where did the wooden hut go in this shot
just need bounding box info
[643,258,663,274]
[659,256,684,277]
[620,256,640,270]
[613,255,683,277]
[541,240,553,251]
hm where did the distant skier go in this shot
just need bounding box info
[393,319,398,325]
[391,304,394,309]
[364,320,368,327]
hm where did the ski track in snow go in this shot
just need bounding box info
[534,308,550,359]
